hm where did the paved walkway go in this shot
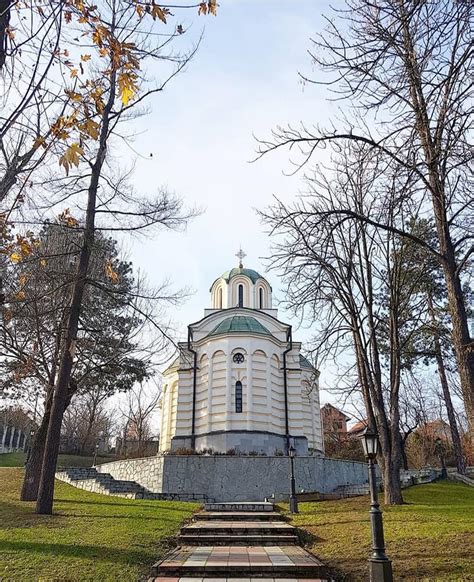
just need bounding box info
[150,502,327,581]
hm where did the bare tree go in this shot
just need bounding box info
[256,0,473,454]
[62,389,115,455]
[260,143,445,504]
[120,382,160,456]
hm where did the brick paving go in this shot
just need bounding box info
[153,579,325,582]
[157,546,323,569]
[150,502,327,581]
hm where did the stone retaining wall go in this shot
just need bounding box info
[95,455,369,502]
[95,456,165,493]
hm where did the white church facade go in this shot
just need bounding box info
[158,253,324,456]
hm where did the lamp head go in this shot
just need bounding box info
[360,426,379,460]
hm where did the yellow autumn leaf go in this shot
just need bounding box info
[151,5,170,23]
[40,258,47,267]
[118,73,138,106]
[105,261,119,284]
[208,0,218,16]
[81,54,91,62]
[59,143,84,175]
[19,274,28,286]
[79,119,100,140]
[58,208,79,226]
[70,68,78,78]
[10,252,22,263]
[19,239,32,256]
[15,290,26,301]
[33,136,46,150]
[65,89,82,102]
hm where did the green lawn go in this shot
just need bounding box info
[0,468,198,581]
[287,481,474,581]
[0,452,112,468]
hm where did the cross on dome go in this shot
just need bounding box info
[236,247,246,268]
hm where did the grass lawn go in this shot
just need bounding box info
[0,452,112,468]
[0,467,198,581]
[287,481,474,581]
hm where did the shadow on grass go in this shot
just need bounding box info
[1,539,152,565]
[57,498,198,510]
[62,512,187,524]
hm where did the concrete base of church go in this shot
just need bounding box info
[170,431,309,456]
[95,455,370,502]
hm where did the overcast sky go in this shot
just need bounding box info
[116,0,351,414]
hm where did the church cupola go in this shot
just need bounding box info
[210,248,273,310]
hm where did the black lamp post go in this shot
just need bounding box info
[288,444,298,514]
[25,428,35,466]
[360,427,393,582]
[93,441,99,466]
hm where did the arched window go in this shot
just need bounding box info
[238,284,244,307]
[235,381,243,413]
[217,287,223,309]
[259,287,264,309]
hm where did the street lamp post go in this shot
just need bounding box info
[360,427,393,582]
[288,444,298,514]
[93,442,99,466]
[25,428,35,466]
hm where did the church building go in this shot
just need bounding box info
[158,251,324,455]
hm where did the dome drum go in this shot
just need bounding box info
[210,267,272,311]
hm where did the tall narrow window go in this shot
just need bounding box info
[235,381,243,413]
[217,287,223,309]
[238,284,244,307]
[259,287,264,309]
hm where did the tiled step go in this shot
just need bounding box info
[179,534,299,545]
[149,577,327,581]
[204,502,274,512]
[181,521,295,536]
[151,545,326,578]
[194,511,285,522]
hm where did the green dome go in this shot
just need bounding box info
[209,315,272,337]
[221,267,263,284]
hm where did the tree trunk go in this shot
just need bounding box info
[399,8,474,459]
[20,395,51,501]
[427,295,467,474]
[35,69,116,515]
[439,256,474,460]
[381,453,404,505]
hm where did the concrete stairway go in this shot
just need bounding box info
[56,467,147,498]
[55,467,209,502]
[151,501,327,579]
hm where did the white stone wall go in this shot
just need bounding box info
[159,330,323,454]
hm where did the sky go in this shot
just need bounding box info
[113,0,352,418]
